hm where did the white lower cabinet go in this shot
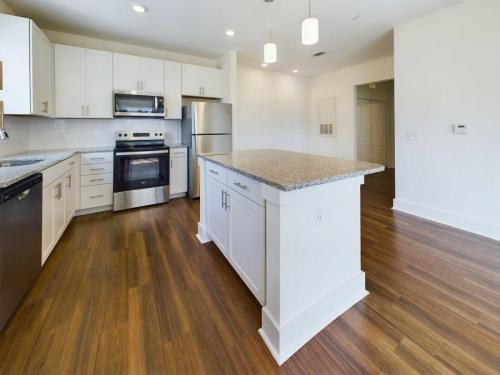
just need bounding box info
[42,156,78,265]
[206,170,266,305]
[80,152,113,210]
[207,175,228,256]
[170,148,188,197]
[227,189,266,304]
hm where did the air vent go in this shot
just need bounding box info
[312,51,326,57]
[319,123,335,136]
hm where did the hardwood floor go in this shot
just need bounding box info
[1,169,499,374]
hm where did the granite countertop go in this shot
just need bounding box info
[0,147,114,188]
[199,149,385,191]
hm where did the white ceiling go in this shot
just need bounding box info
[7,0,457,76]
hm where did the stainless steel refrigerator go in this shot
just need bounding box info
[181,102,232,198]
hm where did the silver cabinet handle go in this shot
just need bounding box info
[90,178,104,182]
[221,189,224,208]
[90,167,105,171]
[66,174,72,188]
[233,182,248,190]
[81,105,85,116]
[137,80,140,91]
[90,195,104,199]
[42,101,48,113]
[54,183,62,200]
[90,157,105,160]
[170,159,173,169]
[86,105,90,116]
[209,169,219,175]
[224,191,230,210]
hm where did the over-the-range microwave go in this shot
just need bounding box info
[113,91,165,118]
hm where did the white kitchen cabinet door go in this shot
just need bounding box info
[201,67,222,99]
[182,64,222,98]
[170,156,188,195]
[55,44,85,118]
[206,176,228,257]
[140,57,164,94]
[31,22,53,117]
[64,167,77,223]
[53,176,66,240]
[42,185,55,263]
[85,49,113,118]
[228,190,266,305]
[113,53,140,92]
[164,61,182,119]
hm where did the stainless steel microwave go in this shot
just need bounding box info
[113,91,165,118]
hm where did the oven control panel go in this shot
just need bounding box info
[115,130,164,141]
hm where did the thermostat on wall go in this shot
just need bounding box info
[453,124,469,134]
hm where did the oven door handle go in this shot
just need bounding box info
[115,150,170,156]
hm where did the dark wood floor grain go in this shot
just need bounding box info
[1,169,499,374]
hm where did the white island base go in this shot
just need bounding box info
[196,151,380,365]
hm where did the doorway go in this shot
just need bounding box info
[355,80,395,168]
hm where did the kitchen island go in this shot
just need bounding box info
[197,150,384,365]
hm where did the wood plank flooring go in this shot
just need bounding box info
[0,169,499,374]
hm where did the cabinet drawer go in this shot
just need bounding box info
[42,155,77,187]
[171,148,187,158]
[81,173,113,187]
[228,170,263,206]
[80,184,113,209]
[206,161,227,184]
[81,163,113,175]
[81,152,113,165]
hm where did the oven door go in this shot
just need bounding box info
[114,150,170,193]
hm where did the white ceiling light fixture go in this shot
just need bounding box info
[302,0,319,45]
[225,29,235,37]
[264,30,277,64]
[132,4,147,13]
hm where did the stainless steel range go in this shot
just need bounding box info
[113,130,170,211]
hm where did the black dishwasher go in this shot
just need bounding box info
[0,173,42,332]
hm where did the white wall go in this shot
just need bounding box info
[237,65,310,152]
[393,0,500,241]
[28,118,180,150]
[309,56,394,159]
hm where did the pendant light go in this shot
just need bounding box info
[302,0,319,45]
[264,30,277,64]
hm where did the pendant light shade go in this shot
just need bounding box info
[302,1,319,45]
[264,42,277,64]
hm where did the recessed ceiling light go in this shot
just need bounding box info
[132,4,147,13]
[292,69,298,73]
[225,29,235,37]
[261,63,268,68]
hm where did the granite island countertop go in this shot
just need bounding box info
[199,149,384,191]
[0,147,114,188]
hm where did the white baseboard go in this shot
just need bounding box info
[196,222,211,244]
[259,272,368,365]
[393,198,500,242]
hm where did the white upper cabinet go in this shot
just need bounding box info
[113,53,164,94]
[55,45,112,118]
[181,64,222,98]
[85,49,113,118]
[0,14,53,116]
[164,61,182,119]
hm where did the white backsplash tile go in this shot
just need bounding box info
[28,118,181,150]
[0,116,30,157]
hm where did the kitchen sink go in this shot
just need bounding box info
[0,159,45,168]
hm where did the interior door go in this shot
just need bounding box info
[55,44,85,118]
[206,175,228,257]
[356,100,372,163]
[371,102,387,165]
[85,49,113,118]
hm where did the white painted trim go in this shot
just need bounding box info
[393,198,500,242]
[74,205,112,216]
[259,272,368,365]
[196,222,211,244]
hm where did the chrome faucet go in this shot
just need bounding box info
[0,61,8,140]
